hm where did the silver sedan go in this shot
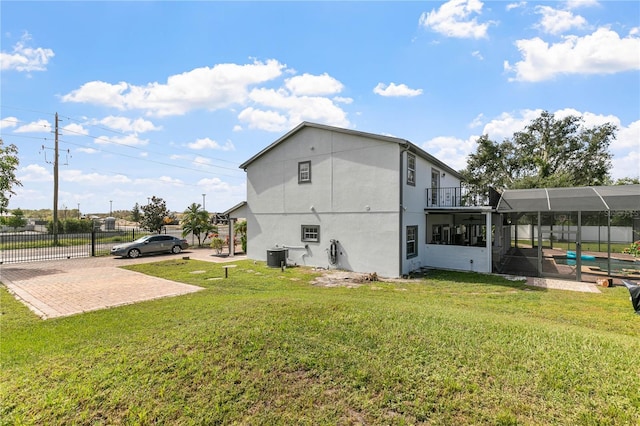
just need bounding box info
[110,235,189,258]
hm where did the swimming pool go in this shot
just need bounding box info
[554,256,640,274]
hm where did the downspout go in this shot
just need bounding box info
[399,142,410,277]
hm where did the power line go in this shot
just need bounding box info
[58,137,244,180]
[2,107,245,179]
[59,126,240,172]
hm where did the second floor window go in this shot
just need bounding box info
[299,161,311,183]
[407,153,416,186]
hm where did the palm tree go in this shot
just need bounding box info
[181,203,214,247]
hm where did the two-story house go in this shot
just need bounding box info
[237,122,498,278]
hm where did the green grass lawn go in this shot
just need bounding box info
[1,260,639,425]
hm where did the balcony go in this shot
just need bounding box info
[426,185,500,208]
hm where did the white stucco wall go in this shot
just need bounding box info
[244,125,470,277]
[423,245,491,273]
[245,127,403,277]
[401,151,462,275]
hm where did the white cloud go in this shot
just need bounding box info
[0,32,54,72]
[421,135,478,172]
[61,59,286,117]
[566,0,599,9]
[187,137,235,151]
[505,27,640,82]
[469,113,484,128]
[94,116,161,133]
[237,107,289,132]
[62,123,89,136]
[94,133,149,147]
[1,117,18,129]
[62,169,131,185]
[239,87,350,131]
[611,150,639,180]
[76,147,98,154]
[613,119,640,151]
[609,118,640,181]
[61,60,350,134]
[419,0,493,39]
[506,2,527,11]
[373,82,423,97]
[471,50,484,60]
[535,6,587,35]
[14,119,52,133]
[193,156,212,168]
[285,73,344,96]
[197,176,245,196]
[18,164,51,182]
[333,96,353,104]
[481,109,543,140]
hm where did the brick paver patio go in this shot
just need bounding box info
[1,249,245,319]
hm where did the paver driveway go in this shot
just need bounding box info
[1,249,245,319]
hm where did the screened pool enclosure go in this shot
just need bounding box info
[493,185,640,283]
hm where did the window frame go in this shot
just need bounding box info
[298,161,311,184]
[301,225,320,243]
[406,225,418,258]
[407,153,416,186]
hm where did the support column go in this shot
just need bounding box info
[576,211,582,282]
[537,212,542,277]
[228,218,236,257]
[485,212,492,272]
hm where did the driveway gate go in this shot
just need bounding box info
[0,229,141,264]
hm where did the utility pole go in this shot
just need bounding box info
[53,113,59,245]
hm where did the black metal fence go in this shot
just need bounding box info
[426,185,500,208]
[0,228,145,264]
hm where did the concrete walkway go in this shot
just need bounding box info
[1,249,246,320]
[526,277,601,293]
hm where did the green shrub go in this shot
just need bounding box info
[210,237,225,254]
[622,240,640,257]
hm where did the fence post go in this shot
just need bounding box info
[91,229,96,257]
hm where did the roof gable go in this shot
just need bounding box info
[238,122,462,179]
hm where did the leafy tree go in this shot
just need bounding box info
[463,111,615,191]
[62,218,93,233]
[615,177,640,185]
[181,203,214,247]
[0,138,22,213]
[140,196,171,234]
[6,208,27,230]
[130,203,142,223]
[46,220,63,234]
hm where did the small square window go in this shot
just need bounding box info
[406,225,418,258]
[299,161,311,183]
[407,154,416,186]
[301,225,320,242]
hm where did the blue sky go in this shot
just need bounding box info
[1,0,638,215]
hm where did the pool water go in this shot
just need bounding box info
[554,256,640,273]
